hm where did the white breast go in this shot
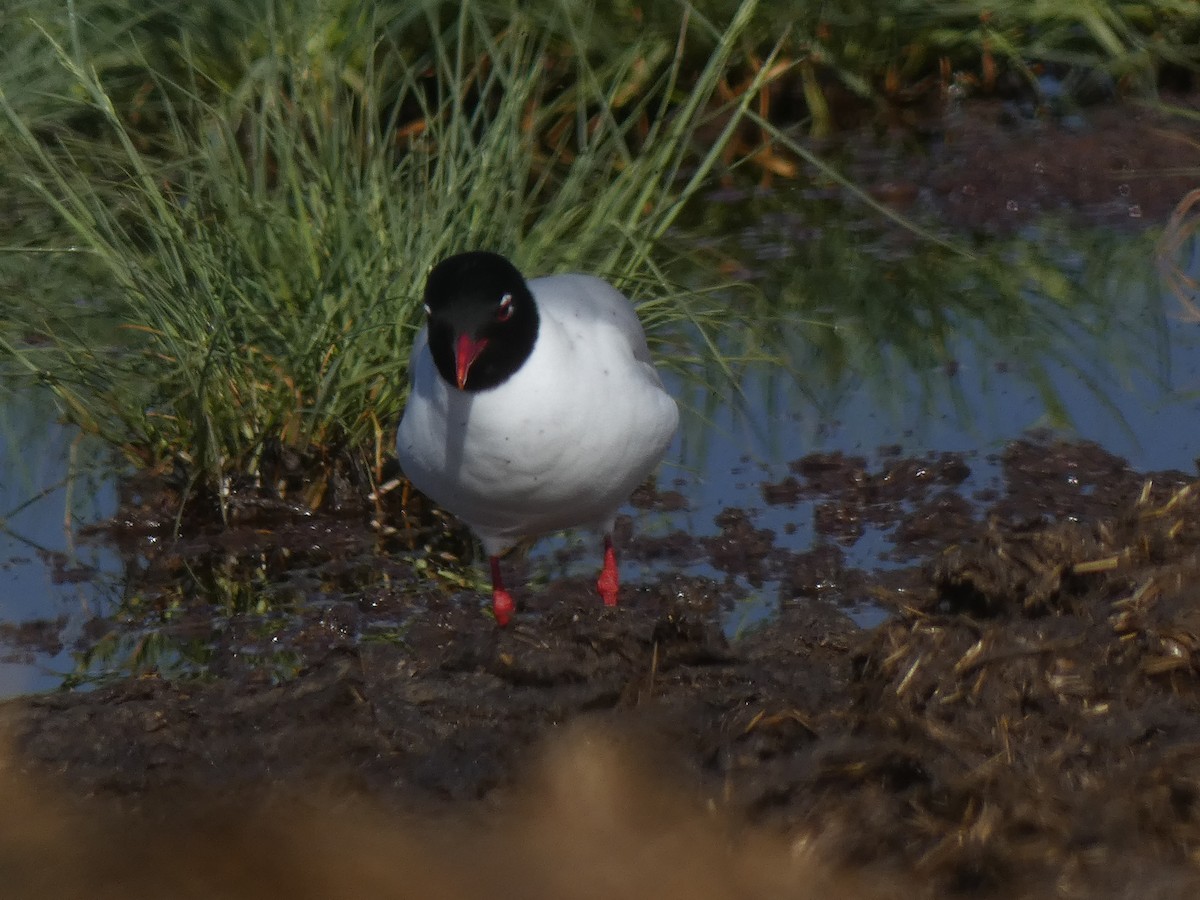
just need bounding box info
[396,274,678,555]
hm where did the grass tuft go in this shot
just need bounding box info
[1,0,771,515]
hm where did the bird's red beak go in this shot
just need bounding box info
[455,333,488,390]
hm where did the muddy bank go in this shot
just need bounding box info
[5,439,1200,897]
[824,91,1200,234]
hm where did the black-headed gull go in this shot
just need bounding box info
[397,251,679,625]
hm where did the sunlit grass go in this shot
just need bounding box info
[0,0,778,514]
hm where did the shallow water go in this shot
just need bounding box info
[0,394,121,696]
[2,204,1199,697]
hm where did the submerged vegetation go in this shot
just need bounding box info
[0,0,1198,515]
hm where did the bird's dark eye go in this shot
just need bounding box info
[496,293,514,322]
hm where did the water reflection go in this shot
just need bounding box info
[683,187,1173,444]
[0,389,121,695]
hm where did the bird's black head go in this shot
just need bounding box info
[422,251,539,393]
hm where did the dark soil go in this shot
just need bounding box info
[6,437,1200,898]
[838,92,1200,235]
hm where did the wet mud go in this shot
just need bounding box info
[832,92,1200,234]
[5,437,1200,897]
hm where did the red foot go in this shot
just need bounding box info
[490,556,515,626]
[597,536,619,607]
[492,588,515,627]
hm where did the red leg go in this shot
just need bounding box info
[596,534,619,607]
[489,555,515,626]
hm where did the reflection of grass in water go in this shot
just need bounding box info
[66,629,214,689]
[0,0,774,514]
[61,509,507,683]
[1160,187,1200,324]
[67,555,320,685]
[676,181,1169,448]
[793,226,1165,432]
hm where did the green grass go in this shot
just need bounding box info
[0,0,777,513]
[5,0,1197,133]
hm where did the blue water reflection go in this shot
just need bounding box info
[0,391,122,695]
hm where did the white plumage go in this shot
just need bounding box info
[397,253,678,625]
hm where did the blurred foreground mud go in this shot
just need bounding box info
[6,438,1200,898]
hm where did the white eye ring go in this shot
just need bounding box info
[496,293,514,321]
